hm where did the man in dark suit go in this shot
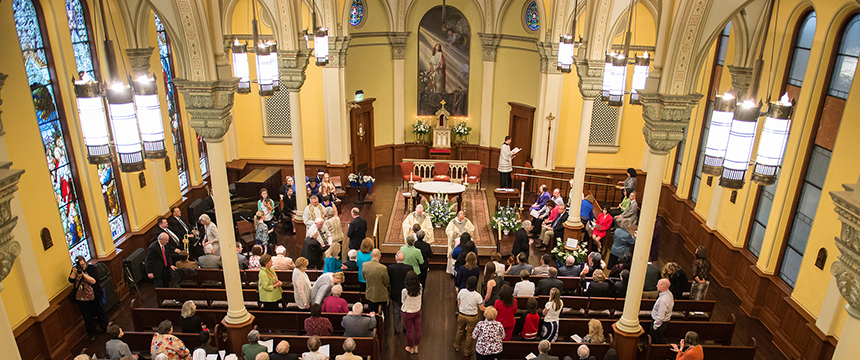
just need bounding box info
[301,236,328,269]
[614,270,629,298]
[413,226,432,287]
[558,255,582,277]
[347,208,367,251]
[154,218,182,263]
[536,268,564,296]
[388,251,413,334]
[575,344,597,360]
[146,233,176,287]
[539,205,569,250]
[511,220,533,259]
[168,207,201,259]
[535,340,559,360]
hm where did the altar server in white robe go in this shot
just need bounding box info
[445,211,476,274]
[402,204,434,244]
[303,195,325,228]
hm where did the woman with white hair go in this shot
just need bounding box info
[199,214,220,256]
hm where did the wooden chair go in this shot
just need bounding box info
[433,162,451,181]
[466,163,482,188]
[236,219,255,252]
[401,161,421,187]
[331,175,347,203]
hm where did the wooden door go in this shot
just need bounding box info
[508,102,535,167]
[350,98,376,174]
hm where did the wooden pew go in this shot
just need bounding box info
[502,341,611,360]
[504,275,582,295]
[555,316,735,346]
[195,269,361,290]
[154,287,365,310]
[645,335,757,360]
[512,296,715,320]
[121,331,201,355]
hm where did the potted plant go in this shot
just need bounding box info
[491,205,521,235]
[362,175,375,187]
[348,173,375,187]
[550,238,589,266]
[412,119,430,144]
[423,192,457,227]
[452,121,472,145]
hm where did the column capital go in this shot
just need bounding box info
[537,41,562,75]
[830,182,860,319]
[0,164,24,285]
[0,73,8,136]
[387,32,410,60]
[125,47,156,78]
[279,50,311,90]
[638,91,704,154]
[727,65,754,99]
[478,33,502,62]
[574,57,604,99]
[326,36,350,68]
[174,78,239,140]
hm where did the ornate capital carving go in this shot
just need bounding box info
[326,36,350,68]
[727,65,754,99]
[830,185,860,318]
[574,58,604,99]
[387,32,410,60]
[0,163,25,285]
[174,78,239,140]
[638,91,704,154]
[537,42,561,74]
[0,73,7,136]
[125,47,156,78]
[278,50,311,90]
[478,33,501,62]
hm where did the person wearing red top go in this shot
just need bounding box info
[672,331,704,360]
[591,207,613,252]
[521,297,541,340]
[303,304,333,336]
[493,284,518,341]
[321,284,349,313]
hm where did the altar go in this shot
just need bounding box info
[432,100,453,149]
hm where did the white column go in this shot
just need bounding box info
[339,68,351,159]
[322,67,347,165]
[706,185,723,229]
[224,124,239,162]
[534,73,564,170]
[393,59,406,145]
[833,308,860,360]
[616,151,668,333]
[290,90,308,219]
[566,96,594,228]
[149,164,170,215]
[206,138,250,324]
[480,61,495,147]
[0,286,22,360]
[816,277,846,335]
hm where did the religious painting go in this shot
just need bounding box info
[418,6,470,117]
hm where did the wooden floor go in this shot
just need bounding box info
[71,165,788,360]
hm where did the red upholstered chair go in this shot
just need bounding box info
[466,163,483,188]
[401,162,421,187]
[434,162,451,182]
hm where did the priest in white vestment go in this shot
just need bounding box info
[402,204,434,244]
[445,211,476,274]
[303,195,325,228]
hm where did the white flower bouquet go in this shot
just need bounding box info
[413,119,430,135]
[452,121,471,136]
[423,192,457,227]
[491,205,521,233]
[550,238,589,265]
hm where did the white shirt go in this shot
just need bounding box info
[457,289,483,316]
[513,280,535,297]
[492,261,506,278]
[544,300,562,322]
[651,290,674,328]
[306,225,331,245]
[401,287,423,313]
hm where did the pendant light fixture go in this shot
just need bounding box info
[601,0,652,107]
[131,74,167,159]
[73,80,111,164]
[629,52,651,104]
[315,27,330,66]
[256,42,274,96]
[752,93,794,185]
[557,0,580,73]
[606,54,627,106]
[106,83,146,172]
[601,52,615,100]
[267,41,280,91]
[719,100,761,189]
[232,39,250,94]
[701,92,736,176]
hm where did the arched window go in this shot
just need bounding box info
[197,135,208,176]
[154,14,190,190]
[524,1,540,32]
[349,0,364,27]
[13,0,92,262]
[747,11,816,258]
[66,0,127,241]
[778,14,860,287]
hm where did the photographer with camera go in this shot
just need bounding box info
[68,255,108,341]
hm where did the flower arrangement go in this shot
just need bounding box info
[348,173,375,187]
[491,205,521,234]
[413,119,430,135]
[550,238,589,265]
[423,192,457,227]
[452,121,472,145]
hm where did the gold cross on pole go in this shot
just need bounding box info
[440,99,447,106]
[546,113,555,166]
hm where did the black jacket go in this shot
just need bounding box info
[511,228,530,259]
[535,278,564,296]
[168,215,194,240]
[145,240,174,277]
[551,211,569,241]
[301,237,328,269]
[643,263,661,292]
[585,281,614,298]
[343,260,359,271]
[387,263,413,302]
[414,239,432,273]
[347,217,368,250]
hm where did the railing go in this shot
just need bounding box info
[512,167,626,208]
[403,158,480,183]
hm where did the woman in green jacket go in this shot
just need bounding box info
[258,254,283,310]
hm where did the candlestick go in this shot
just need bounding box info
[520,181,525,204]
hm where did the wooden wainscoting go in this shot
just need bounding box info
[14,286,87,360]
[657,184,837,360]
[226,159,353,184]
[374,144,500,169]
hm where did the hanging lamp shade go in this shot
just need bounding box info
[629,52,651,105]
[752,93,794,186]
[267,41,280,91]
[602,52,614,100]
[702,93,736,176]
[557,35,574,73]
[73,80,112,165]
[719,100,761,189]
[232,39,250,94]
[255,43,274,96]
[132,75,167,160]
[606,54,627,107]
[106,83,146,172]
[315,28,330,66]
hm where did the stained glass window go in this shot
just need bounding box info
[155,14,189,190]
[349,0,364,27]
[197,134,208,176]
[13,0,91,262]
[525,1,539,32]
[66,0,126,241]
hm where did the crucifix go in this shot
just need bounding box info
[545,113,555,165]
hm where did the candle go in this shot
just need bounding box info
[410,172,413,182]
[520,181,525,204]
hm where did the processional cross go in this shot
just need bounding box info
[545,113,555,165]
